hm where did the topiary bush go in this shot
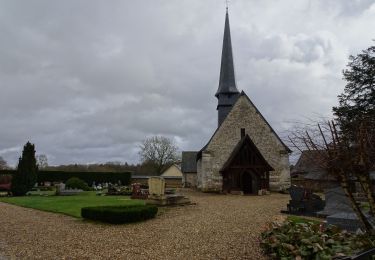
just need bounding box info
[261,220,375,259]
[81,205,158,224]
[65,177,90,191]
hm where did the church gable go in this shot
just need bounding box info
[220,134,274,194]
[205,91,289,167]
[221,134,274,173]
[199,91,290,191]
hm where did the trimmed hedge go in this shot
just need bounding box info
[0,170,131,185]
[81,205,158,224]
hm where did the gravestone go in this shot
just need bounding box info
[146,177,190,206]
[286,185,325,215]
[148,177,165,198]
[318,186,354,217]
[55,182,82,196]
[131,183,149,199]
[318,186,364,232]
[55,183,66,195]
[326,212,363,233]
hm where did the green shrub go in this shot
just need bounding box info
[81,205,158,224]
[65,177,90,191]
[38,171,131,185]
[0,170,132,185]
[261,221,375,259]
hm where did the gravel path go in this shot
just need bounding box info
[0,190,289,259]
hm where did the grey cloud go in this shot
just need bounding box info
[0,0,374,166]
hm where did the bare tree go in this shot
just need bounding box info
[139,136,179,175]
[36,154,48,169]
[289,119,375,233]
[0,156,8,170]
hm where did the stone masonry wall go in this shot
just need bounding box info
[199,94,290,192]
[183,173,197,188]
[197,159,202,189]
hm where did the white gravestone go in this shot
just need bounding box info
[148,177,165,197]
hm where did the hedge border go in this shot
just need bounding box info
[0,170,131,185]
[81,205,158,224]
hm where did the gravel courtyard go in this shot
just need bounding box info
[0,190,289,259]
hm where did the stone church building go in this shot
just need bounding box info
[182,10,291,193]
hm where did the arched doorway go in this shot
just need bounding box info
[242,171,259,194]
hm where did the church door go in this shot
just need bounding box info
[242,172,252,194]
[242,171,259,194]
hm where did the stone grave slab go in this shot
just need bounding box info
[326,212,363,232]
[317,186,354,217]
[285,185,325,215]
[146,177,190,206]
[318,186,372,232]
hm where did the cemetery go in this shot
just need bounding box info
[0,2,374,259]
[0,189,291,259]
[2,170,375,259]
[1,143,375,259]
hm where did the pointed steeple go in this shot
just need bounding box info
[216,9,240,126]
[215,9,239,97]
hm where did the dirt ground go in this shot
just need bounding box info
[0,190,289,259]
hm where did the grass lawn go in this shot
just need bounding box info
[0,192,144,218]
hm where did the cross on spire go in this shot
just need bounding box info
[215,7,239,97]
[215,7,240,126]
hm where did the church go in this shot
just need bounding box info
[182,10,291,194]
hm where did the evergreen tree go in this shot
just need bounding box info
[11,142,38,196]
[333,45,375,138]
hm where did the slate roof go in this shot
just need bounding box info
[215,9,239,97]
[292,150,336,181]
[292,150,326,174]
[181,151,198,173]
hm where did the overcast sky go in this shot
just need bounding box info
[0,0,374,166]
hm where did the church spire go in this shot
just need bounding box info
[216,9,240,126]
[215,9,239,97]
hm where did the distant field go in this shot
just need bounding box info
[0,192,144,218]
